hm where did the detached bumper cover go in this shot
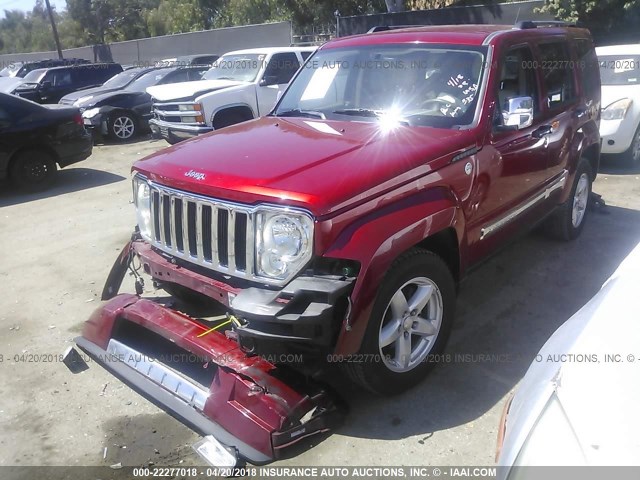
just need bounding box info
[76,294,345,464]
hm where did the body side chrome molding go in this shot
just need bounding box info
[480,170,568,240]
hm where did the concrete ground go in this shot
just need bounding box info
[1,136,639,470]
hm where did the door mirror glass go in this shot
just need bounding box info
[502,96,533,130]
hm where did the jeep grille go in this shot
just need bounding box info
[148,183,254,279]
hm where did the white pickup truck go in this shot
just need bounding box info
[147,46,315,144]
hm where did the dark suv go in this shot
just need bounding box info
[70,23,601,465]
[14,63,123,104]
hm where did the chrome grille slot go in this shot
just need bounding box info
[146,183,255,279]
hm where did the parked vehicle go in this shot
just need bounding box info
[158,54,220,67]
[12,58,90,78]
[497,241,640,473]
[68,23,600,466]
[13,63,123,104]
[78,66,208,141]
[0,76,23,94]
[147,47,315,144]
[59,67,157,106]
[0,61,23,77]
[0,92,92,190]
[597,44,640,166]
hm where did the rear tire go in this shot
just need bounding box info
[10,150,57,191]
[624,124,640,167]
[343,249,456,395]
[544,159,592,241]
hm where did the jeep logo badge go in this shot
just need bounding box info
[185,169,206,181]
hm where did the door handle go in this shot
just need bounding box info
[532,125,553,139]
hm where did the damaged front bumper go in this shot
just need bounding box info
[69,294,346,465]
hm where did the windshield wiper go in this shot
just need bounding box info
[332,108,382,117]
[276,109,326,119]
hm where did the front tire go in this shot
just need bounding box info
[344,249,456,395]
[10,150,57,191]
[108,112,136,141]
[544,160,592,241]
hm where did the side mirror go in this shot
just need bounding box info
[260,74,279,87]
[39,80,52,90]
[500,96,533,130]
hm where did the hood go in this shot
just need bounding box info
[502,242,640,466]
[84,90,145,108]
[0,77,22,94]
[133,116,473,216]
[600,83,640,109]
[147,79,247,101]
[60,85,124,105]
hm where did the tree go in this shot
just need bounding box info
[538,0,640,38]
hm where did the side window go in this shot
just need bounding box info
[495,45,539,126]
[301,51,313,61]
[189,69,206,81]
[263,53,300,85]
[160,69,189,84]
[49,69,72,87]
[574,38,600,99]
[537,41,576,108]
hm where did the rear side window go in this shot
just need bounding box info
[537,41,576,108]
[574,39,600,97]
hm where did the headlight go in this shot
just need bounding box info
[178,103,202,112]
[602,98,633,120]
[133,176,152,239]
[82,107,101,119]
[255,210,313,281]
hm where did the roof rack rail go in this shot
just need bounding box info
[367,25,423,33]
[515,20,580,29]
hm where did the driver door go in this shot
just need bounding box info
[256,53,301,115]
[468,44,552,258]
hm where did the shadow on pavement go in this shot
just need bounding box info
[334,203,640,441]
[0,167,126,208]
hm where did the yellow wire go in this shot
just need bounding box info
[197,319,232,337]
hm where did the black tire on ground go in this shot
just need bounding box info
[9,149,57,191]
[108,112,137,141]
[165,137,182,145]
[544,159,593,241]
[343,248,456,396]
[624,124,640,167]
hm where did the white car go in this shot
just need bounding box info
[597,44,640,166]
[146,46,316,144]
[496,241,640,476]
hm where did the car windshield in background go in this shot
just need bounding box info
[125,68,173,92]
[274,45,486,128]
[599,55,640,85]
[103,69,144,88]
[202,54,264,82]
[21,69,46,84]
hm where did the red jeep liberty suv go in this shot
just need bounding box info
[70,23,601,465]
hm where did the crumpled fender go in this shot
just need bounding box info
[323,187,465,355]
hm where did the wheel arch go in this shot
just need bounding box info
[324,187,465,355]
[8,144,60,171]
[211,104,255,129]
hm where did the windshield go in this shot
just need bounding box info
[598,55,640,85]
[125,68,173,91]
[202,54,264,82]
[21,69,47,84]
[103,69,144,88]
[274,45,486,128]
